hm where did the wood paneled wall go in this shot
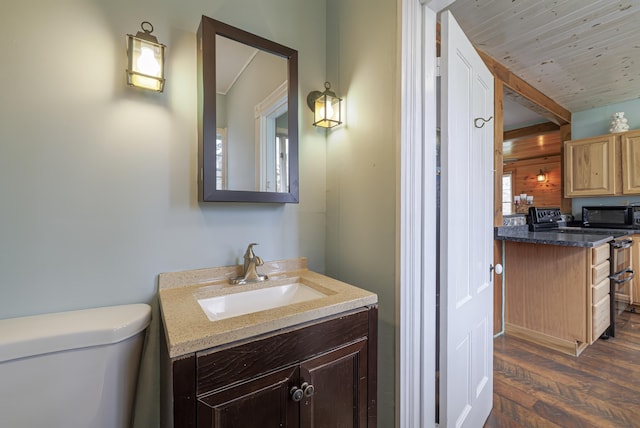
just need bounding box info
[503,130,562,212]
[504,155,562,213]
[503,131,561,161]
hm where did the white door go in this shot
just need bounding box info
[439,10,494,428]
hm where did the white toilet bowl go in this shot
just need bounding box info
[0,303,151,428]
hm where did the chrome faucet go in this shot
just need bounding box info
[230,243,268,285]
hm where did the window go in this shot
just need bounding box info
[275,134,289,192]
[216,128,227,190]
[502,173,513,215]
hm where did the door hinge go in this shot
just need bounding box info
[436,57,441,77]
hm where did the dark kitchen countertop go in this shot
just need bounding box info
[494,225,633,248]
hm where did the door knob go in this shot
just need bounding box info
[301,382,315,397]
[291,382,315,402]
[290,386,303,402]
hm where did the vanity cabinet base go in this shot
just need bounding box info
[161,306,378,428]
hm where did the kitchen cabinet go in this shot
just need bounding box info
[631,234,640,309]
[590,243,610,343]
[161,306,377,428]
[564,129,640,197]
[621,131,640,194]
[503,241,609,355]
[564,134,616,197]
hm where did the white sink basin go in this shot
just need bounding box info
[197,282,328,321]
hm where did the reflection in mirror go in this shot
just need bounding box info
[198,16,299,203]
[216,128,227,190]
[253,80,288,192]
[216,36,288,192]
[275,112,289,192]
[502,89,561,214]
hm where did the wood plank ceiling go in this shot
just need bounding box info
[445,0,640,113]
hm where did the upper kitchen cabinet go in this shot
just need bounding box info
[564,129,640,198]
[564,134,616,197]
[621,131,640,194]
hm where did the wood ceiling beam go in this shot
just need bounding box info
[504,122,560,141]
[477,50,571,126]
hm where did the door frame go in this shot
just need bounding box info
[398,2,574,426]
[398,0,454,426]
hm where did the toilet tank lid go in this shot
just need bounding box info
[0,304,151,363]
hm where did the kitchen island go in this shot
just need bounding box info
[495,225,621,247]
[495,226,626,355]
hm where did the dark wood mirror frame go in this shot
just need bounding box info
[197,16,299,203]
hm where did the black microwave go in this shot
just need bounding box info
[582,206,640,228]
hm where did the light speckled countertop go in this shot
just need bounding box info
[158,258,378,358]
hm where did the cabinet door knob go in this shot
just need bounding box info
[301,382,315,397]
[290,386,303,402]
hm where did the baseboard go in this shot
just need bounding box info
[504,323,587,356]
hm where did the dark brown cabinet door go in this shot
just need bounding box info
[299,339,368,428]
[177,308,377,428]
[197,365,299,427]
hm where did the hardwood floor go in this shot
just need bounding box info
[485,311,640,427]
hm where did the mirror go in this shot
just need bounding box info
[197,16,299,202]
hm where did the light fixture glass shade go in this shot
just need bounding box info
[310,82,342,128]
[536,170,546,182]
[126,22,166,92]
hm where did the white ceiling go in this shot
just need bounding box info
[503,95,548,130]
[445,0,640,126]
[215,35,258,95]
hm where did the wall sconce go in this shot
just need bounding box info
[536,169,547,182]
[126,21,166,92]
[306,82,342,128]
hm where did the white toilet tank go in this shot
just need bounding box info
[0,303,151,428]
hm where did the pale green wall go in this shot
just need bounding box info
[0,0,327,426]
[571,99,640,216]
[325,0,398,426]
[572,99,640,139]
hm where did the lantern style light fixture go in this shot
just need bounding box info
[306,82,342,128]
[126,21,166,92]
[536,169,547,182]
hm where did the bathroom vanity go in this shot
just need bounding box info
[158,258,378,427]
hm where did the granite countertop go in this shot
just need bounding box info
[494,225,633,247]
[158,258,378,358]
